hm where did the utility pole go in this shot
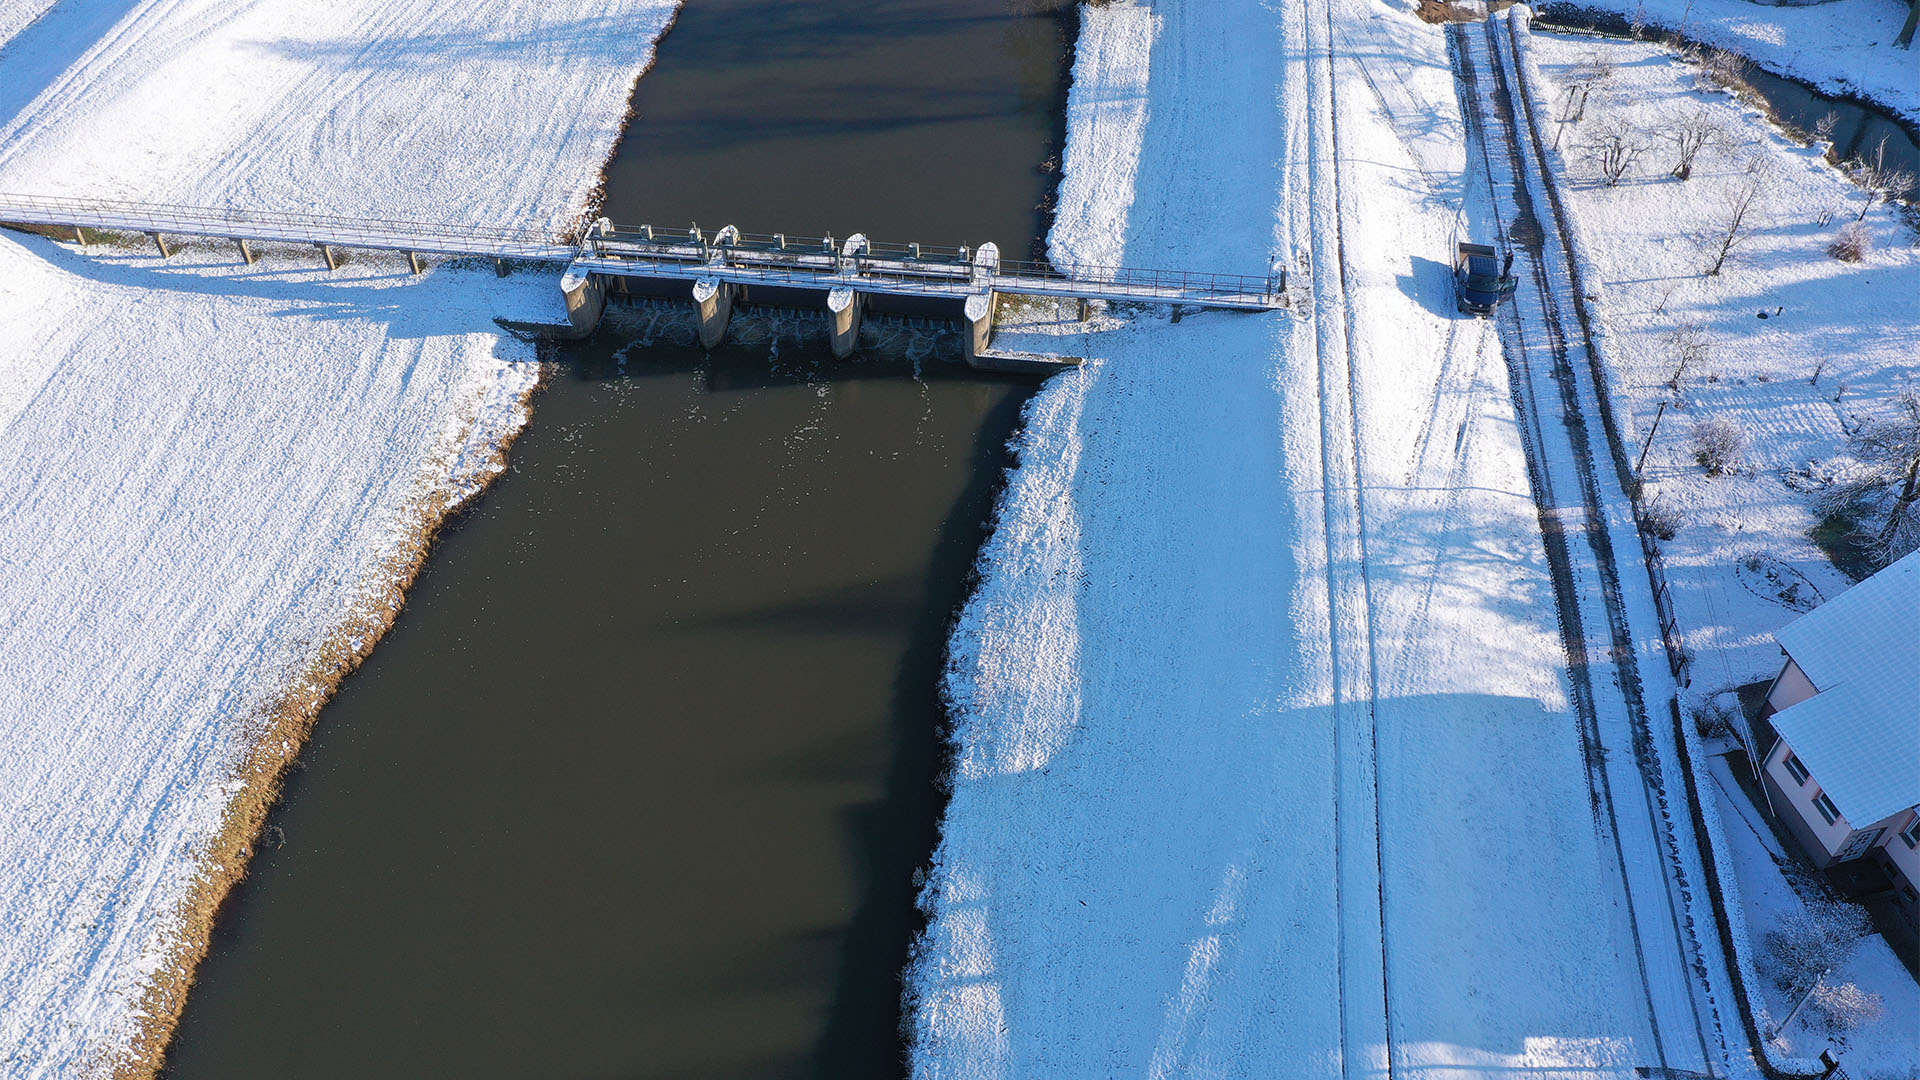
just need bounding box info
[1768,969,1828,1040]
[1636,400,1669,477]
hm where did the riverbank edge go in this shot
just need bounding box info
[107,3,692,1063]
[903,0,1146,1065]
[110,349,546,1080]
[1538,1,1920,138]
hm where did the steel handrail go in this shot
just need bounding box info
[0,192,1285,309]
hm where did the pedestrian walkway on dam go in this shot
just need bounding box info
[0,193,1292,369]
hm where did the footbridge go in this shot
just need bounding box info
[0,194,1290,370]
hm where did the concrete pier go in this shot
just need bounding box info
[693,277,733,351]
[406,251,424,275]
[235,237,255,265]
[560,262,606,340]
[148,232,171,258]
[961,291,997,367]
[827,287,862,358]
[317,243,339,270]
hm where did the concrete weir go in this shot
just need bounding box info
[555,234,1080,372]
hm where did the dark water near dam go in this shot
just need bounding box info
[160,1,1069,1076]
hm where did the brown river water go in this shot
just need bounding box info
[159,1,1072,1076]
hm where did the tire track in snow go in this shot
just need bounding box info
[1459,14,1729,1074]
[1305,0,1394,1075]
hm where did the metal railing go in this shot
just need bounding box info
[0,192,1287,310]
[0,192,573,260]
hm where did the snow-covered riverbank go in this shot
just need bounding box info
[909,0,1734,1074]
[0,2,677,1074]
[1542,0,1920,128]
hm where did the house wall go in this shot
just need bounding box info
[1875,809,1920,912]
[1762,735,1854,864]
[1762,657,1817,717]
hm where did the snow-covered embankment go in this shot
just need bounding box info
[908,0,1686,1074]
[0,2,678,1075]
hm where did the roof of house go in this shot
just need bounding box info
[1770,549,1920,828]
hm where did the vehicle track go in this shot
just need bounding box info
[1459,15,1726,1074]
[1305,1,1394,1076]
[1491,16,1732,1071]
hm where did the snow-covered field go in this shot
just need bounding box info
[0,1,677,1075]
[1529,20,1918,723]
[1542,0,1920,126]
[1528,24,1919,1075]
[909,0,1739,1075]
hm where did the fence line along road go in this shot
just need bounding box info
[0,193,1289,312]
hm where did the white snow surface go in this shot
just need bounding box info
[1529,28,1920,709]
[909,1,1728,1075]
[1544,0,1920,126]
[0,0,677,1074]
[0,0,679,231]
[1525,24,1918,1075]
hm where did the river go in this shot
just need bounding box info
[159,1,1072,1076]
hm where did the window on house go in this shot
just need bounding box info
[1782,752,1810,786]
[1813,791,1841,826]
[1902,815,1920,849]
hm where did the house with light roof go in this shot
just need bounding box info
[1756,549,1919,925]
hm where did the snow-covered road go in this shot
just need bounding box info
[908,0,1755,1075]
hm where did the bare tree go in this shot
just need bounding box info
[1582,118,1648,187]
[1698,47,1753,94]
[1664,108,1724,180]
[1849,135,1918,221]
[1666,322,1715,399]
[1571,48,1617,89]
[1703,168,1769,275]
[1825,392,1920,561]
[1812,110,1839,145]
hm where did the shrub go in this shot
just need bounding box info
[1691,415,1749,475]
[1809,980,1885,1037]
[1763,895,1870,994]
[1640,488,1685,540]
[1827,221,1873,263]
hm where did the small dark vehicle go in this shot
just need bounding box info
[1455,241,1517,316]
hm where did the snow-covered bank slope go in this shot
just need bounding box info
[0,1,677,1074]
[909,0,1691,1074]
[0,235,555,1075]
[1543,0,1920,127]
[0,0,679,230]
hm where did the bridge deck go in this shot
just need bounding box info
[0,194,1286,312]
